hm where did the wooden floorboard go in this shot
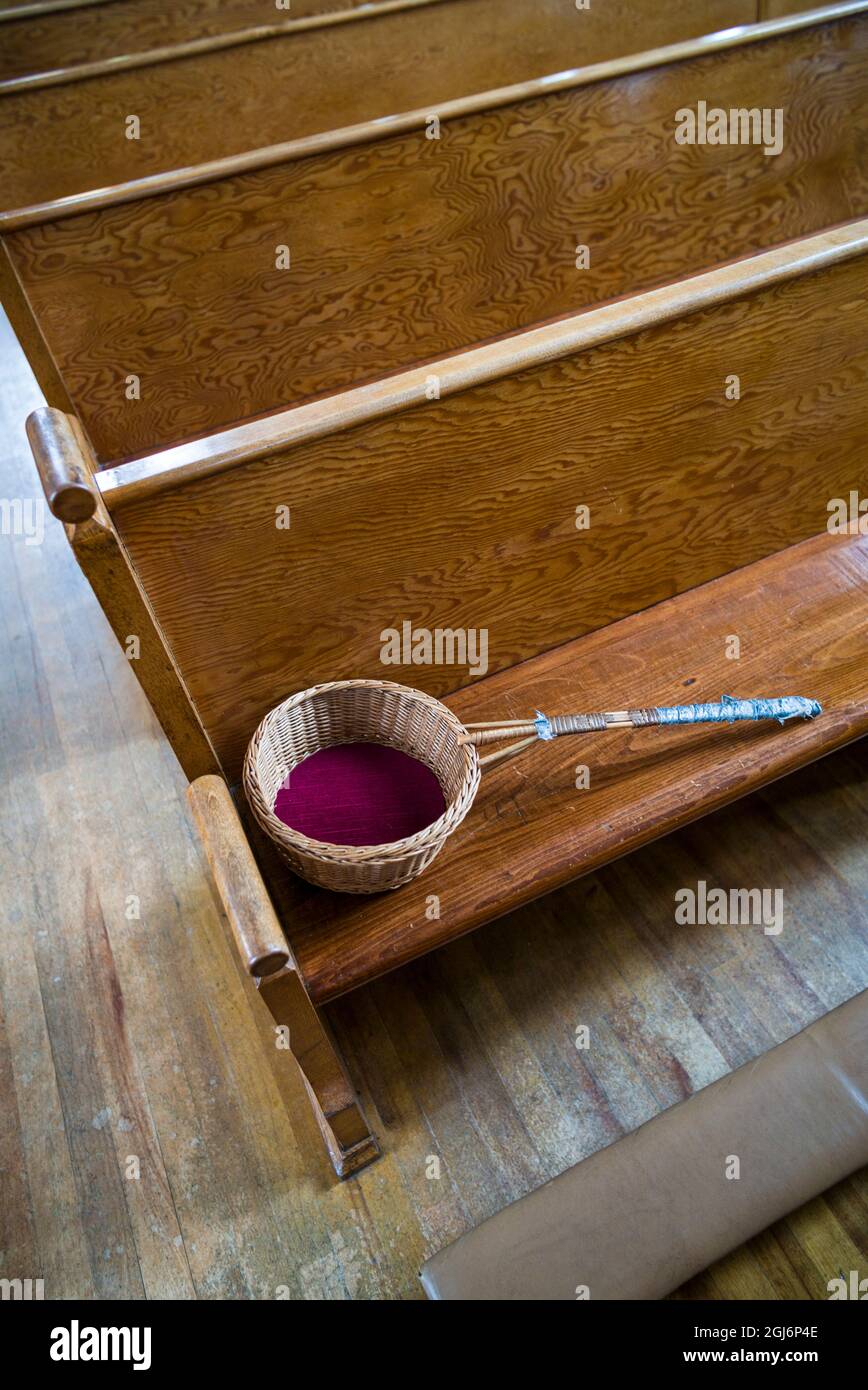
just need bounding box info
[0,309,865,1298]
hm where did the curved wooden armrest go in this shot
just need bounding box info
[27,407,97,523]
[188,775,289,979]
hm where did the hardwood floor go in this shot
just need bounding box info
[0,309,865,1298]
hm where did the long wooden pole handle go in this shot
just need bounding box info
[27,407,97,523]
[187,775,289,979]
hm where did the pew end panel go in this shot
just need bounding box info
[27,406,221,783]
[187,775,380,1179]
[27,404,381,1177]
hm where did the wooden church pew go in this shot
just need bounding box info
[0,0,756,207]
[3,3,867,465]
[29,221,868,1171]
[0,0,400,83]
[0,0,98,11]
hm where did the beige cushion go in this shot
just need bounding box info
[420,991,868,1300]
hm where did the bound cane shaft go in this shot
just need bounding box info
[461,698,820,749]
[462,711,653,746]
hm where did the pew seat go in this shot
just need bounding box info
[181,526,868,1178]
[229,529,868,1005]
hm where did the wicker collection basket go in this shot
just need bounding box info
[243,679,480,894]
[244,683,821,895]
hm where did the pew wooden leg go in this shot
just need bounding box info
[258,967,380,1179]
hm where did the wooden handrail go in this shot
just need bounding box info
[95,217,868,511]
[27,406,97,522]
[1,1,864,231]
[187,776,290,979]
[0,0,118,21]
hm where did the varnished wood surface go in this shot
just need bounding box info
[188,769,379,1173]
[24,407,222,782]
[5,4,859,234]
[0,0,444,83]
[0,0,116,13]
[109,249,868,781]
[763,0,821,12]
[0,237,74,416]
[2,313,866,1297]
[26,401,95,522]
[68,500,223,784]
[187,775,289,979]
[97,220,868,507]
[0,0,757,213]
[0,0,110,13]
[257,966,380,1176]
[6,11,866,462]
[239,530,867,1003]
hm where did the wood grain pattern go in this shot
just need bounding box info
[187,773,378,1174]
[68,506,222,783]
[27,405,96,522]
[0,0,115,12]
[762,0,821,13]
[257,967,380,1176]
[0,237,74,416]
[4,279,866,1300]
[5,4,858,233]
[251,528,868,1003]
[96,219,868,507]
[0,0,443,82]
[108,250,868,781]
[5,10,866,462]
[0,0,756,209]
[34,412,223,783]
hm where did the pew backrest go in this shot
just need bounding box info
[5,4,868,464]
[0,0,394,83]
[0,0,757,209]
[31,220,868,783]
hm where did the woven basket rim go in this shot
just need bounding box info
[243,678,480,860]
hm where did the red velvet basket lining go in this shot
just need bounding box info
[273,742,446,847]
